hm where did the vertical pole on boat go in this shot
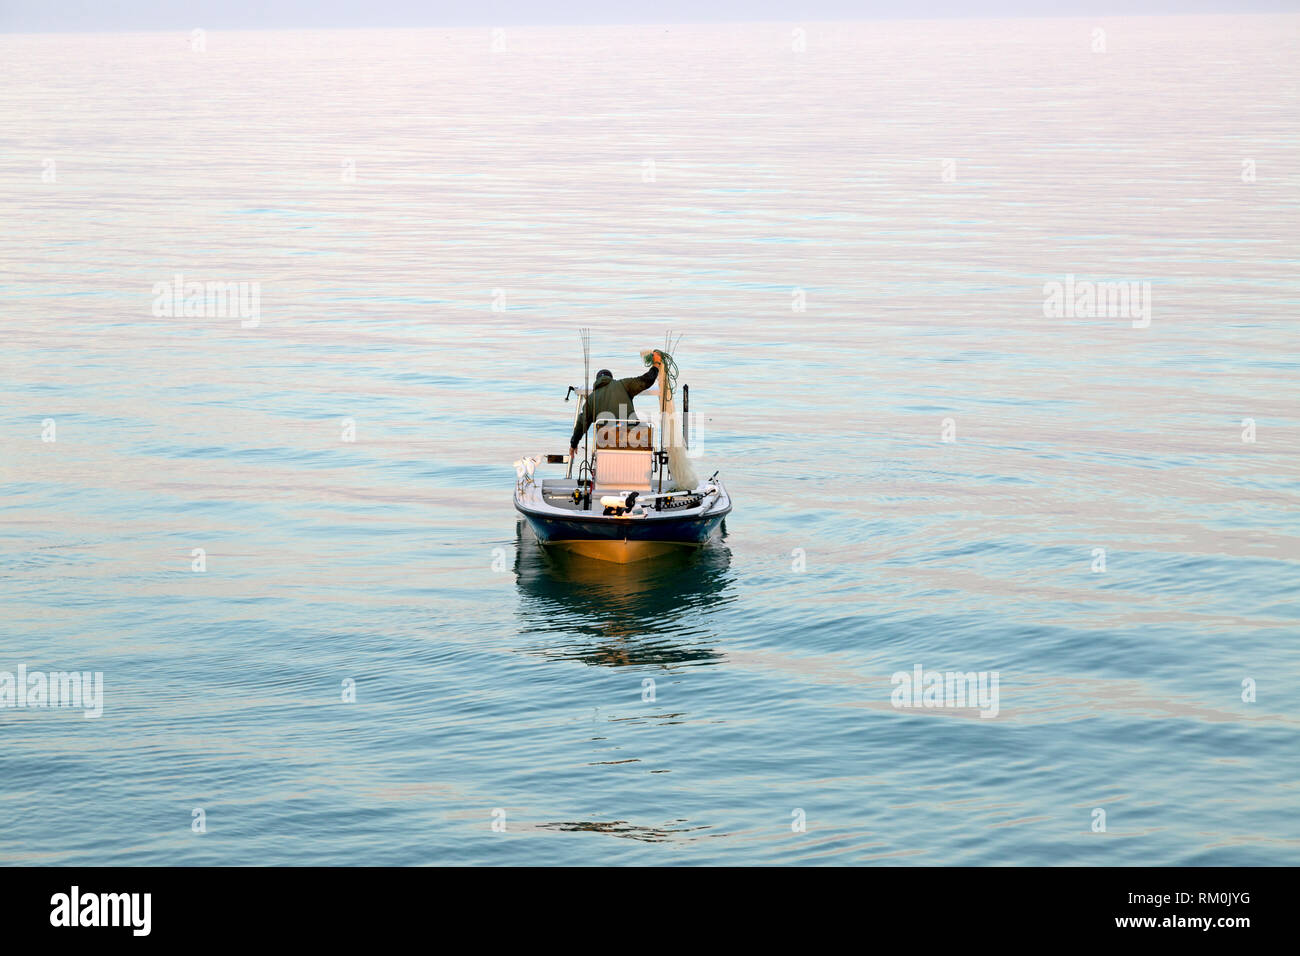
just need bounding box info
[579,328,592,511]
[657,346,665,496]
[682,383,689,449]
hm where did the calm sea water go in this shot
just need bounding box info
[1,17,1298,865]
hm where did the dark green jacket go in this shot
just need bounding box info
[570,366,658,449]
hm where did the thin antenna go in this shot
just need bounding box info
[579,327,592,510]
[658,334,667,496]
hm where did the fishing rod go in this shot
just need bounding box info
[578,328,592,510]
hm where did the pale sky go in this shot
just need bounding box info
[3,0,1297,31]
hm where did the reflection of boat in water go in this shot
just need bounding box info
[513,518,733,668]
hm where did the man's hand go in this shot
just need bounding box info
[569,447,577,460]
[652,351,663,368]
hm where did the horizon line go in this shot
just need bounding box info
[2,9,1295,36]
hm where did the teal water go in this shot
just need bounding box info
[1,18,1298,865]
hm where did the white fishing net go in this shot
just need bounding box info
[640,347,699,491]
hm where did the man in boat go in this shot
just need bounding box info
[569,351,662,459]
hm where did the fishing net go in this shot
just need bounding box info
[641,346,700,491]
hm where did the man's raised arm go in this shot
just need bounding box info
[622,355,661,399]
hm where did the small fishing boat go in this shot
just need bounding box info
[513,335,731,564]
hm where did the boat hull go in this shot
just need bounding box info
[515,496,730,565]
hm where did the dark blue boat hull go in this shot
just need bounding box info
[516,499,729,562]
[521,510,726,544]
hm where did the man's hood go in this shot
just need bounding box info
[593,370,614,388]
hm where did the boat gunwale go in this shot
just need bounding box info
[513,480,731,526]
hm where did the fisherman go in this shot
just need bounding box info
[569,351,662,460]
